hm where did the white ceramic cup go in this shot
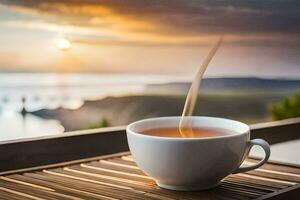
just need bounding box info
[126,116,270,191]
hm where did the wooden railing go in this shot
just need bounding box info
[0,117,300,172]
[250,117,300,144]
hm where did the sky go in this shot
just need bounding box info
[0,0,299,78]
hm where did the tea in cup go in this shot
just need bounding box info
[126,116,270,191]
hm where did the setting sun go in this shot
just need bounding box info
[57,38,71,51]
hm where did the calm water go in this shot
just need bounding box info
[0,73,189,141]
[0,73,189,112]
[0,112,64,141]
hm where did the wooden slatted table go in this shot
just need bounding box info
[0,152,299,200]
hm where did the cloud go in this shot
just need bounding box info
[0,0,299,45]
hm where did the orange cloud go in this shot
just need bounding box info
[0,0,299,46]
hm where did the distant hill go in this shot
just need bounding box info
[34,92,288,131]
[145,77,300,94]
[32,77,300,131]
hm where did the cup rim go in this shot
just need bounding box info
[126,116,250,140]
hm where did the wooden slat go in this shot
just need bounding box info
[0,186,35,200]
[5,174,102,200]
[246,169,300,183]
[0,180,50,200]
[43,169,228,200]
[8,174,114,200]
[223,177,281,191]
[105,158,140,167]
[83,161,147,176]
[0,153,299,200]
[245,159,300,174]
[0,152,130,176]
[22,172,144,200]
[255,184,300,200]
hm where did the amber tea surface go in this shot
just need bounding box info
[142,127,234,138]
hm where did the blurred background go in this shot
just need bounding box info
[0,0,299,141]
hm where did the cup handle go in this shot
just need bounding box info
[233,139,271,174]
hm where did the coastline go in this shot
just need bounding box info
[31,93,285,132]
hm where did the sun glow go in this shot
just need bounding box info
[57,38,71,51]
